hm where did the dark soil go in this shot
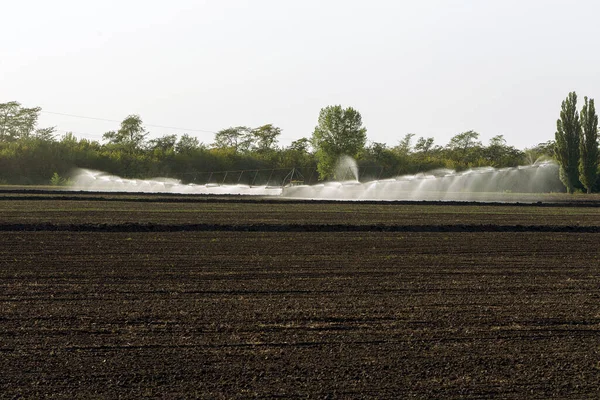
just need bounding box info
[1,193,600,398]
[2,222,600,233]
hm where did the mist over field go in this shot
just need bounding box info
[71,157,564,201]
[72,168,283,196]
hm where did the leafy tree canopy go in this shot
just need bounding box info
[103,114,148,151]
[251,124,281,152]
[0,101,54,142]
[311,105,367,179]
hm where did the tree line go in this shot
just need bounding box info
[0,100,567,189]
[554,92,599,193]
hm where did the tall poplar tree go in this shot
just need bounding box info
[555,92,581,193]
[579,96,599,193]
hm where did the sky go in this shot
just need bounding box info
[3,0,600,150]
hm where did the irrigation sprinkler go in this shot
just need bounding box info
[307,168,316,185]
[251,170,259,186]
[71,159,564,199]
[265,169,275,188]
[282,168,305,187]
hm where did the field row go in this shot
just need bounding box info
[4,198,600,227]
[2,231,600,398]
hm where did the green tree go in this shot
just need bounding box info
[524,140,555,164]
[414,137,436,154]
[103,114,148,151]
[311,105,367,179]
[213,126,252,152]
[394,133,415,156]
[280,138,314,169]
[555,92,581,193]
[60,132,78,145]
[176,134,202,153]
[288,137,311,153]
[0,101,49,142]
[444,130,483,168]
[579,96,599,193]
[149,134,177,152]
[32,126,56,142]
[362,142,405,177]
[251,124,281,152]
[483,135,524,167]
[446,130,481,157]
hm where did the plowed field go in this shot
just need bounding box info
[1,192,600,398]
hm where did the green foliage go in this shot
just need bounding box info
[579,97,599,193]
[524,140,555,164]
[360,142,407,178]
[50,172,71,186]
[212,126,252,152]
[446,130,483,166]
[483,135,524,167]
[394,134,415,156]
[311,105,367,179]
[149,134,177,152]
[34,127,56,142]
[50,172,63,186]
[0,99,566,190]
[414,137,436,154]
[176,133,202,153]
[0,101,53,142]
[251,124,281,152]
[102,114,148,151]
[289,138,310,153]
[555,92,581,193]
[279,138,313,170]
[212,124,282,155]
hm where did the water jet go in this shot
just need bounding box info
[70,158,564,202]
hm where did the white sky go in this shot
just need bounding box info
[3,0,600,149]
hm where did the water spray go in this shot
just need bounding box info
[71,169,283,196]
[282,160,562,201]
[70,157,563,201]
